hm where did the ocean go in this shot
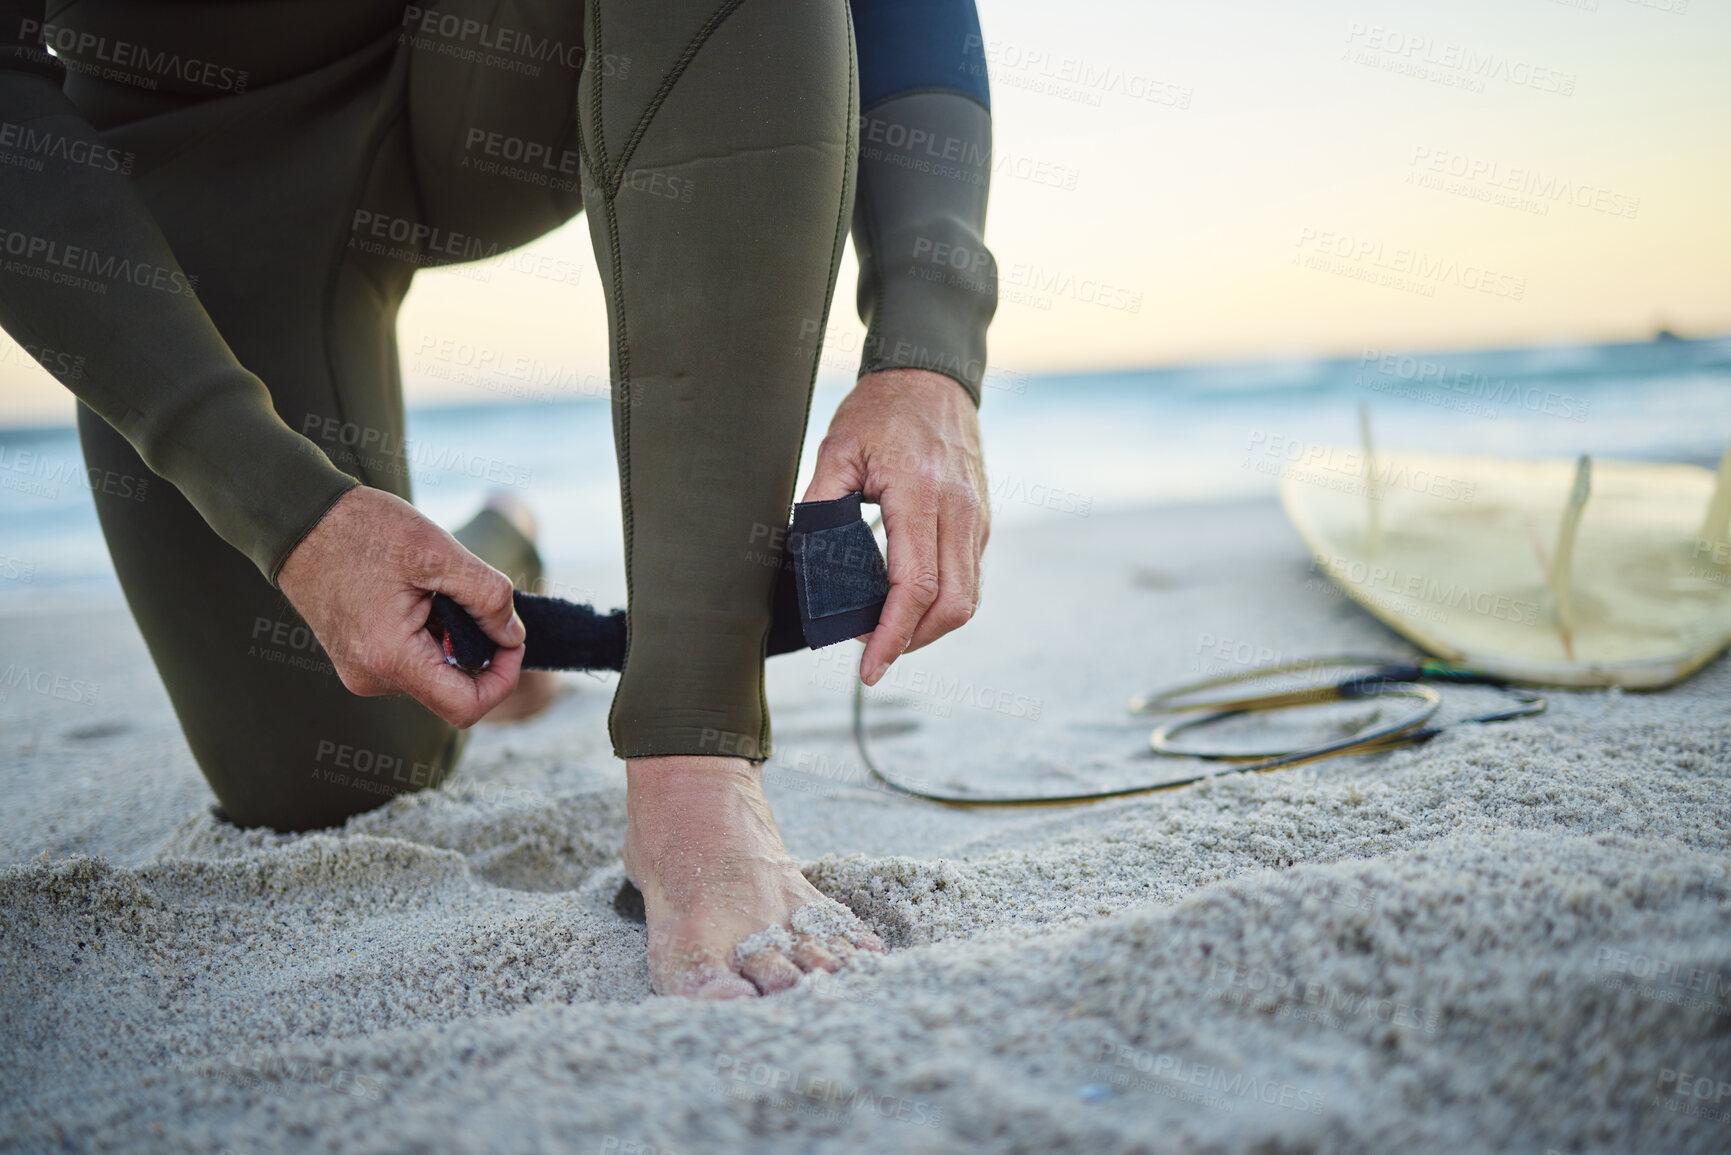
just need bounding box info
[2,335,1727,613]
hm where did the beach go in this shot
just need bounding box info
[3,495,1728,1154]
[0,0,1725,1140]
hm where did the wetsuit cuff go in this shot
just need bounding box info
[152,381,361,583]
[859,254,993,406]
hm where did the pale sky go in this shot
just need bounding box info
[0,0,1725,424]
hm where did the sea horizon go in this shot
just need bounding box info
[3,330,1728,613]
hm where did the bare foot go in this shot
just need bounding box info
[623,755,885,999]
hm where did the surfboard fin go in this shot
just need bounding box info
[1547,455,1593,660]
[1696,443,1731,556]
[1359,404,1382,556]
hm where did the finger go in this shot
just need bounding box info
[392,625,524,728]
[467,645,526,714]
[859,480,940,686]
[322,629,403,699]
[429,648,523,729]
[421,538,524,650]
[907,481,985,653]
[800,434,862,504]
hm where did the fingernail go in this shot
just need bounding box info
[508,612,526,643]
[863,660,888,686]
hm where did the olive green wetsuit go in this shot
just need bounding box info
[0,0,997,830]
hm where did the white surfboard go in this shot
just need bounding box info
[1280,446,1731,689]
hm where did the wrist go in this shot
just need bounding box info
[853,367,978,413]
[276,483,366,595]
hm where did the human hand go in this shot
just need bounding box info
[801,368,989,686]
[277,486,526,726]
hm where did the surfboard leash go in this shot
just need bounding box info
[852,656,1546,809]
[430,506,1546,809]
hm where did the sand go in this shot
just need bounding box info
[3,499,1728,1154]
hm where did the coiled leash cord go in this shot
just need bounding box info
[853,655,1547,809]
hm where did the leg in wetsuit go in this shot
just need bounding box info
[64,0,856,829]
[1,0,994,832]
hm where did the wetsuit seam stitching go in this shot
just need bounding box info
[605,193,631,746]
[592,2,634,746]
[604,0,746,196]
[587,2,610,178]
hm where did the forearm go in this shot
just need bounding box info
[852,91,997,405]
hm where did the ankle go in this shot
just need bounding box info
[621,756,776,885]
[626,755,760,793]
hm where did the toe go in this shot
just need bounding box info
[739,950,804,995]
[789,935,844,974]
[651,935,760,1000]
[693,973,759,1000]
[850,926,888,953]
[822,934,864,963]
[667,956,758,999]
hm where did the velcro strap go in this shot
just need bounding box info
[786,492,891,649]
